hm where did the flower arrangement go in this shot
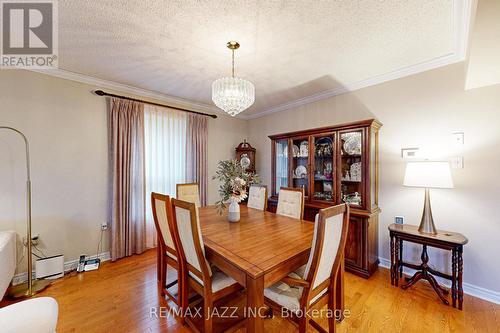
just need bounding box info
[212,159,259,214]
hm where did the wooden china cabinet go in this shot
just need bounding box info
[268,119,382,278]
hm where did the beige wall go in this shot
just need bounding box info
[3,63,500,297]
[248,63,500,294]
[0,70,247,274]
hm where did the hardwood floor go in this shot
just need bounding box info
[7,249,498,333]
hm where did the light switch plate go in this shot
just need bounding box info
[401,148,419,159]
[452,132,464,146]
[451,156,464,169]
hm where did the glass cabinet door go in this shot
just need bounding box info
[275,139,288,194]
[312,134,335,202]
[340,130,363,207]
[291,137,309,196]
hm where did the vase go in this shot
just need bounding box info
[228,197,240,222]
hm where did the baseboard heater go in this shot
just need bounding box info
[35,254,64,279]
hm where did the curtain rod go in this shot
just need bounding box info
[94,90,218,119]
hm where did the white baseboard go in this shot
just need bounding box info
[378,257,500,305]
[12,252,111,286]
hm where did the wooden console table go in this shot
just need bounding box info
[388,224,468,310]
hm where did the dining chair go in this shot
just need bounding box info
[247,185,268,211]
[171,198,245,333]
[264,203,350,333]
[176,183,201,207]
[151,193,183,309]
[276,187,305,220]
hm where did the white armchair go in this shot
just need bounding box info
[0,297,58,333]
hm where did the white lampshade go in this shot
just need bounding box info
[403,161,454,189]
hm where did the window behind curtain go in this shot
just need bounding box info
[144,104,187,248]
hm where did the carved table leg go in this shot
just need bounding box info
[399,238,403,278]
[390,234,395,285]
[401,244,450,305]
[401,271,423,290]
[458,246,464,310]
[395,236,400,287]
[427,273,450,305]
[452,248,457,308]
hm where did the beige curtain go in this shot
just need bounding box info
[186,113,208,206]
[108,97,146,261]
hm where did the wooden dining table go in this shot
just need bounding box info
[199,205,343,332]
[157,204,345,332]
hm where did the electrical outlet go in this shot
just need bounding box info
[101,222,108,231]
[22,234,40,246]
[395,216,405,225]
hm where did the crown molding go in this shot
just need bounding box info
[28,68,220,114]
[28,0,472,121]
[240,0,473,120]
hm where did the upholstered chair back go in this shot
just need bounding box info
[247,185,267,211]
[176,183,201,207]
[303,204,349,300]
[276,187,304,220]
[151,193,176,257]
[171,199,211,286]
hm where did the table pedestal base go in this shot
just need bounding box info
[400,244,449,305]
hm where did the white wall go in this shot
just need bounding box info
[247,62,500,296]
[0,70,247,275]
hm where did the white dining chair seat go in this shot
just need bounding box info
[264,272,328,313]
[211,270,238,292]
[293,264,307,279]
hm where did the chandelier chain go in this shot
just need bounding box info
[231,49,235,78]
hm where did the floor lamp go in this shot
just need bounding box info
[0,126,51,298]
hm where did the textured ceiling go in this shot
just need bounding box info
[59,0,455,116]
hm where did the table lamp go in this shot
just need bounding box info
[403,161,454,234]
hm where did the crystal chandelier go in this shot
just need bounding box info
[212,41,255,116]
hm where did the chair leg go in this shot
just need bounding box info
[298,317,307,333]
[179,269,188,325]
[204,298,214,333]
[328,284,337,332]
[335,257,345,322]
[328,306,336,332]
[160,253,166,297]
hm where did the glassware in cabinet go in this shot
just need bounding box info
[312,134,335,202]
[291,137,309,196]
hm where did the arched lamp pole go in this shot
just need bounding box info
[1,126,50,298]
